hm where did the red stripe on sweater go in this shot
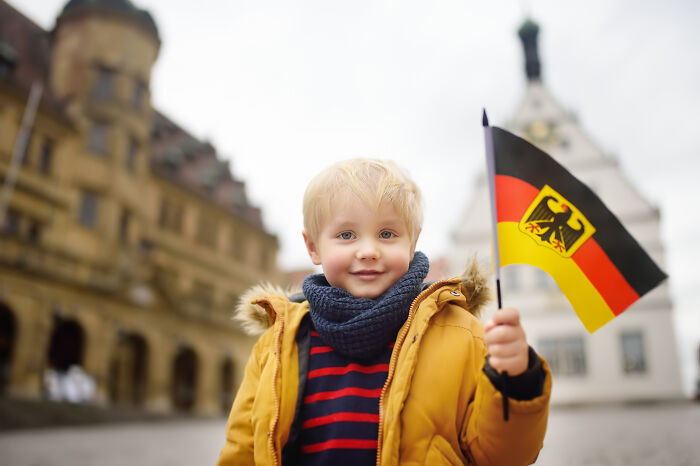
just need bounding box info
[302,412,379,428]
[302,439,378,454]
[308,363,389,379]
[304,387,382,404]
[310,346,333,355]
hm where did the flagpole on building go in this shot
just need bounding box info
[482,109,503,309]
[0,81,43,227]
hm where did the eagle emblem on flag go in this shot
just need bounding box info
[518,185,596,257]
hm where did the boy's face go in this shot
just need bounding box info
[303,197,415,299]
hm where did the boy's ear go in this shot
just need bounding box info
[302,230,322,265]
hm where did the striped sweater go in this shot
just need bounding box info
[298,330,392,465]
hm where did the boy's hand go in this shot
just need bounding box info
[483,307,529,377]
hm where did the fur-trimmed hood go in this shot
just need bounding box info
[234,258,491,336]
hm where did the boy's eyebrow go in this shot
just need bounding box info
[326,219,359,230]
[326,216,407,231]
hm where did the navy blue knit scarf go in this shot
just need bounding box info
[302,251,430,360]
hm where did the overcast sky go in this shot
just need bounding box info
[16,0,700,393]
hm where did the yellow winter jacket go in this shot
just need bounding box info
[217,266,551,465]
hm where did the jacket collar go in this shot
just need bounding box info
[234,257,491,336]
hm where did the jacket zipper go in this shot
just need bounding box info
[375,280,453,466]
[267,303,284,466]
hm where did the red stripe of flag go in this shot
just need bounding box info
[310,346,333,355]
[311,331,320,337]
[495,174,640,315]
[308,363,389,379]
[302,412,379,429]
[302,439,378,454]
[572,239,640,315]
[495,175,539,222]
[304,387,382,404]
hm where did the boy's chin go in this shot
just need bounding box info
[346,286,389,300]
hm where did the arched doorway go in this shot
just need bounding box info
[47,317,84,372]
[45,316,88,401]
[172,346,198,411]
[0,302,16,396]
[108,332,148,407]
[220,357,234,413]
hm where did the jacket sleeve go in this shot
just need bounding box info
[216,336,265,466]
[460,347,552,466]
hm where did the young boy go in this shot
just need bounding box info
[217,158,551,465]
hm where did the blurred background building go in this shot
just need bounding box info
[0,0,280,415]
[449,19,684,404]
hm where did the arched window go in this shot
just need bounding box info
[172,345,198,411]
[0,302,16,395]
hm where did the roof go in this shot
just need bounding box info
[59,0,159,40]
[0,1,51,91]
[0,1,70,118]
[150,111,267,230]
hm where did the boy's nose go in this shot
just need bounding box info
[356,239,380,260]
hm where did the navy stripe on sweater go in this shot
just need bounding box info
[298,330,392,466]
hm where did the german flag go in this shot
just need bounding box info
[486,125,666,332]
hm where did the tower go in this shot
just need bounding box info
[449,18,684,404]
[50,0,160,255]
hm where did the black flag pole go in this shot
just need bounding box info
[483,109,510,422]
[482,109,503,310]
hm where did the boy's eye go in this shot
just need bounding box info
[379,230,395,239]
[338,231,355,240]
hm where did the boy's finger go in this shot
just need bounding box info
[486,340,524,359]
[484,323,524,346]
[491,307,520,326]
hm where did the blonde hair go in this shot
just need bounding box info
[303,158,423,244]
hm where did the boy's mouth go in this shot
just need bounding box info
[351,270,383,280]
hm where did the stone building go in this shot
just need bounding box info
[449,19,684,404]
[0,0,279,414]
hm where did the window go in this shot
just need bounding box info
[87,122,109,156]
[537,336,586,376]
[158,199,169,228]
[93,67,114,101]
[38,138,53,175]
[78,191,98,228]
[132,79,146,110]
[126,138,138,172]
[621,331,646,374]
[196,214,218,249]
[231,230,246,261]
[158,198,183,233]
[119,209,130,244]
[27,219,42,244]
[20,131,33,165]
[0,50,14,77]
[1,209,20,235]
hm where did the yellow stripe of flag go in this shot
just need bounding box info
[498,223,615,332]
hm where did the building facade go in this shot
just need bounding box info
[0,0,279,414]
[449,19,684,404]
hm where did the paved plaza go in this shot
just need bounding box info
[0,402,698,465]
